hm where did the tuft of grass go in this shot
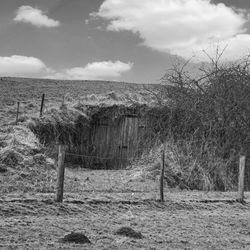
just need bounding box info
[131,137,236,191]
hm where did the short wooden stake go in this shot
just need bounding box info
[55,145,66,202]
[40,93,45,117]
[62,95,65,106]
[160,144,166,202]
[15,101,20,125]
[237,155,246,203]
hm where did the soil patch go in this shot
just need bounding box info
[115,226,143,239]
[61,232,91,244]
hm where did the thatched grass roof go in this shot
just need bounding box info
[25,101,153,145]
[74,102,149,123]
[27,105,90,145]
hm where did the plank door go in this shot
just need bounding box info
[90,122,112,168]
[117,116,139,168]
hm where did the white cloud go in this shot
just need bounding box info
[95,0,250,61]
[0,56,132,80]
[49,61,133,80]
[178,34,250,61]
[0,55,49,77]
[14,6,60,28]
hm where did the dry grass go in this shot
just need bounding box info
[0,125,57,194]
[0,168,250,249]
[130,138,236,191]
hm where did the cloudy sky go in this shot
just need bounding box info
[0,0,250,83]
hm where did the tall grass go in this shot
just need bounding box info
[133,136,237,191]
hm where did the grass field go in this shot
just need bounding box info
[1,77,250,249]
[0,168,250,250]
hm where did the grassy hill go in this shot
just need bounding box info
[0,77,155,125]
[0,77,150,103]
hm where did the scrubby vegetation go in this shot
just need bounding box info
[138,55,250,191]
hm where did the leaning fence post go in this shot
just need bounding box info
[62,95,65,107]
[160,143,166,202]
[15,101,20,125]
[40,93,45,117]
[55,144,66,202]
[237,155,246,203]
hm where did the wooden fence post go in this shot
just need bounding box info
[15,101,20,125]
[40,93,45,117]
[160,144,166,202]
[62,95,65,107]
[237,155,246,203]
[55,144,66,202]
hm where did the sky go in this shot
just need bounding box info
[0,0,250,83]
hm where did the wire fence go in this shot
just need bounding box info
[1,93,53,126]
[2,92,250,200]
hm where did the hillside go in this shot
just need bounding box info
[0,77,150,103]
[0,77,155,126]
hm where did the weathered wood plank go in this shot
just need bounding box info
[55,145,66,202]
[237,155,246,203]
[160,145,166,202]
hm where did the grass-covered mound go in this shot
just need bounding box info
[25,98,155,148]
[0,125,56,194]
[24,91,156,146]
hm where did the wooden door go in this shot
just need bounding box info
[117,116,139,168]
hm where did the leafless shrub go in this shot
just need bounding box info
[141,51,250,190]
